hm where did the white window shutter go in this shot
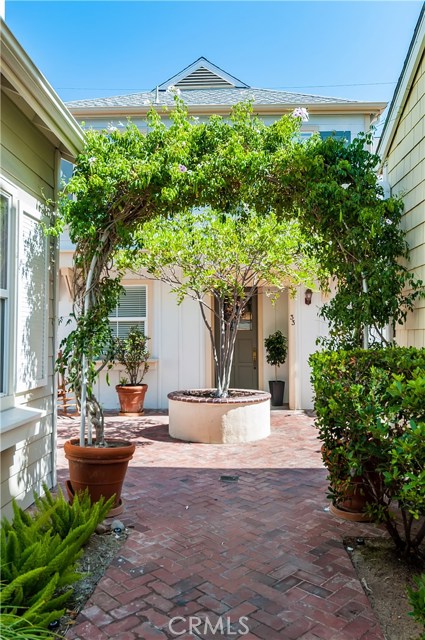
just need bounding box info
[16,211,48,392]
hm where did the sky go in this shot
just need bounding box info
[4,0,424,135]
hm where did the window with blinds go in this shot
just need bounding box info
[109,286,147,339]
[16,209,48,391]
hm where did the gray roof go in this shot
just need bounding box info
[66,57,361,111]
[66,87,357,110]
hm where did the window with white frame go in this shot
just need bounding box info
[16,207,48,392]
[0,181,50,403]
[298,131,352,144]
[320,131,351,143]
[109,285,147,339]
[0,192,10,396]
[299,132,314,142]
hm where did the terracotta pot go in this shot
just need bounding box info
[329,502,372,522]
[116,384,148,416]
[337,475,372,513]
[64,438,136,509]
[321,445,374,520]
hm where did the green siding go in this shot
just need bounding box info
[1,92,55,199]
[1,91,57,518]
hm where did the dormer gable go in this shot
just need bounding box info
[156,56,249,91]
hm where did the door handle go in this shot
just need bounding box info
[252,349,257,370]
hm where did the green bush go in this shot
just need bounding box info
[310,347,425,557]
[408,573,425,638]
[0,485,114,632]
[113,326,150,385]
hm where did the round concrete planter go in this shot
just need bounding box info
[168,389,271,444]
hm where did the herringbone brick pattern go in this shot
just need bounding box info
[56,410,385,639]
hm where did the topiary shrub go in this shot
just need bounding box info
[264,330,288,380]
[0,485,114,631]
[310,347,425,557]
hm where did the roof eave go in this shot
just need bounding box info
[69,101,387,120]
[1,19,85,162]
[377,5,425,166]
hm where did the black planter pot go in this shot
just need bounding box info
[268,380,285,406]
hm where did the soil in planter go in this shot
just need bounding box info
[345,537,424,640]
[180,389,263,399]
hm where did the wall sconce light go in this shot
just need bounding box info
[304,289,313,305]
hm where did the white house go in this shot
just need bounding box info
[60,57,386,412]
[0,18,84,518]
[378,4,425,348]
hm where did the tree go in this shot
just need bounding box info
[55,99,304,444]
[56,102,203,446]
[267,132,424,348]
[55,97,421,446]
[120,209,319,397]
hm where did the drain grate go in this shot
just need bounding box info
[220,475,239,482]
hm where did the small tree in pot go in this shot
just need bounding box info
[113,327,150,415]
[264,330,288,406]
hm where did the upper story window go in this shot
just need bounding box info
[108,285,147,339]
[320,131,351,143]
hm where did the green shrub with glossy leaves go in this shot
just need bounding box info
[408,573,425,638]
[310,347,425,557]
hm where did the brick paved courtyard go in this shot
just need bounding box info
[56,410,385,640]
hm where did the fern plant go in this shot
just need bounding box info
[0,485,114,632]
[0,610,61,639]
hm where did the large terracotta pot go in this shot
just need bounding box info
[116,384,148,416]
[64,439,136,511]
[321,445,375,522]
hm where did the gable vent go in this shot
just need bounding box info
[175,67,234,89]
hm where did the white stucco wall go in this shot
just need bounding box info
[261,291,289,404]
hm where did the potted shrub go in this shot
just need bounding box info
[310,348,425,547]
[264,330,288,406]
[114,327,150,416]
